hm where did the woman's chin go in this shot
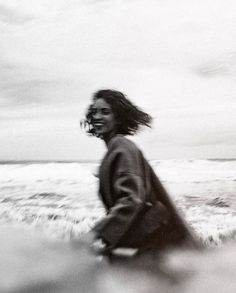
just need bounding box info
[95,131,104,136]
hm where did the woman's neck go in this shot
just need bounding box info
[103,131,117,147]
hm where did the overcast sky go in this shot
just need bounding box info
[1,0,236,161]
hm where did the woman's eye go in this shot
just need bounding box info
[91,108,111,115]
[102,109,111,115]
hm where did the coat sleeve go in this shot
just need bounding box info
[93,146,146,248]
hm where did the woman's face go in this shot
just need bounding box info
[91,98,117,140]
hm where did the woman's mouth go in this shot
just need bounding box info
[94,122,104,127]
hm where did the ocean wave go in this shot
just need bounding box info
[206,197,230,208]
[0,160,236,246]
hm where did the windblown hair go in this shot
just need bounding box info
[83,89,152,137]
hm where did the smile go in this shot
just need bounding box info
[94,123,104,127]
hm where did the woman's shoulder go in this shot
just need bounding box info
[103,135,149,174]
[108,135,139,153]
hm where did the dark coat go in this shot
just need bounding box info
[93,135,198,250]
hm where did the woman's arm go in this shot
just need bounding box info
[94,172,145,248]
[94,143,146,248]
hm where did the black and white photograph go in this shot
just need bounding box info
[0,0,236,292]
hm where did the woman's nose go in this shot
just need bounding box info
[93,111,102,120]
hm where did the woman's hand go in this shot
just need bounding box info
[89,237,107,255]
[79,231,108,256]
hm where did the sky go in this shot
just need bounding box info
[1,0,236,161]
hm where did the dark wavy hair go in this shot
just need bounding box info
[82,89,152,137]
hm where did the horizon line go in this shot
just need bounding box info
[1,158,236,164]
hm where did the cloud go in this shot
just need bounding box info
[1,79,62,106]
[195,52,236,78]
[0,3,33,25]
[0,60,57,106]
[1,0,236,159]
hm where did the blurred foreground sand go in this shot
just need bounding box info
[0,225,236,293]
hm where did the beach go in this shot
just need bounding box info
[0,159,236,292]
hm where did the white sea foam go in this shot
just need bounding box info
[151,159,236,183]
[0,160,236,244]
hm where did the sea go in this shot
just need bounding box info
[0,159,236,246]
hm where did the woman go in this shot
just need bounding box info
[83,89,199,256]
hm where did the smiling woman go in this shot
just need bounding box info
[81,89,200,257]
[90,99,117,144]
[84,89,152,142]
